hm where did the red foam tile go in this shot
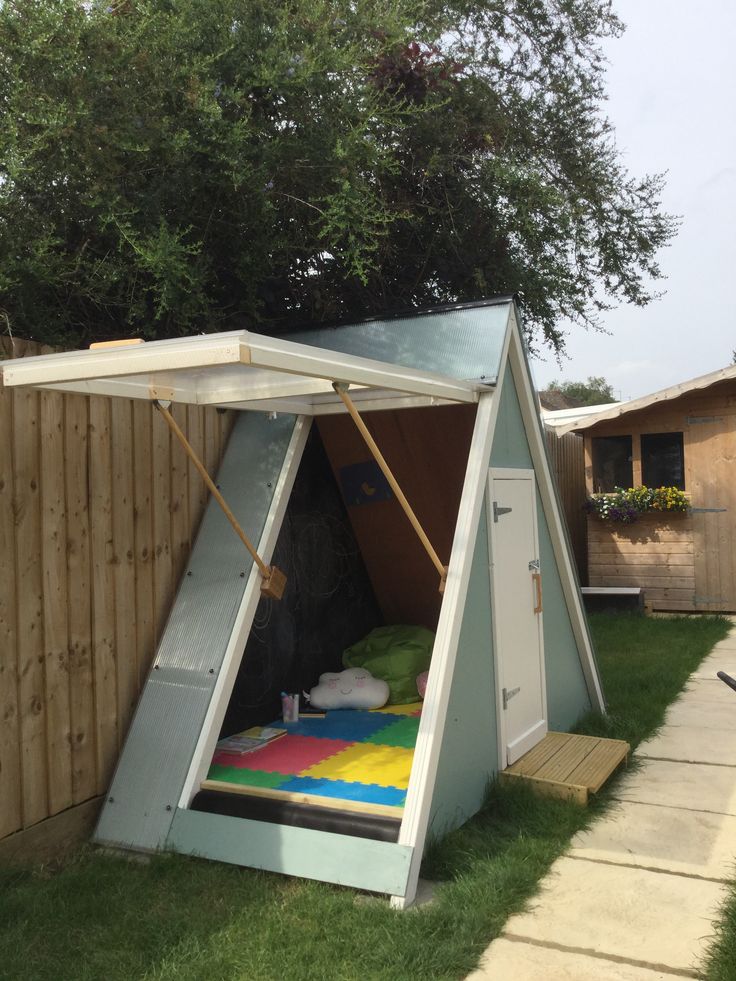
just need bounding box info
[213,734,352,775]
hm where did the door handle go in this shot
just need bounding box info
[532,572,543,614]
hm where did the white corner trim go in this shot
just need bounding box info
[391,324,513,910]
[506,319,605,712]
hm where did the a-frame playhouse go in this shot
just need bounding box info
[2,297,606,908]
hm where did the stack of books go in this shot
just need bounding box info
[215,726,286,755]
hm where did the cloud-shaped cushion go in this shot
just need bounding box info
[308,668,389,711]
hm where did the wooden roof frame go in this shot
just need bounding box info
[0,330,487,412]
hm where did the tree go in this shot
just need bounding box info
[547,376,616,405]
[0,0,677,350]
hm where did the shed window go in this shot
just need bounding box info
[641,432,685,489]
[592,435,633,492]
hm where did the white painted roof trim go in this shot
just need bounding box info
[0,329,489,409]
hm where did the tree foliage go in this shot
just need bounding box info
[548,375,616,405]
[0,0,677,350]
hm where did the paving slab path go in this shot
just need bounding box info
[467,629,736,980]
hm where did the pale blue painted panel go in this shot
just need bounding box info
[427,501,497,839]
[95,412,298,852]
[490,363,534,468]
[537,488,592,728]
[285,300,511,384]
[489,363,594,728]
[167,808,413,896]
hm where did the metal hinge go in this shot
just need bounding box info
[502,686,520,709]
[493,502,513,523]
[691,507,727,513]
[686,416,724,425]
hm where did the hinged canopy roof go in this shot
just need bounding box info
[1,301,512,414]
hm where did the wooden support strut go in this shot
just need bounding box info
[332,383,449,593]
[154,401,287,600]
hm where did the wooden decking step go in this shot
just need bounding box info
[499,732,629,805]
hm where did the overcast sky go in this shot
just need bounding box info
[532,0,736,401]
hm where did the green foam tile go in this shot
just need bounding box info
[363,716,420,748]
[206,765,288,788]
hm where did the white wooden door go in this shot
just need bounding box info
[488,469,547,766]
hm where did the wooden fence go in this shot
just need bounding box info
[545,428,588,585]
[0,337,233,843]
[0,339,588,848]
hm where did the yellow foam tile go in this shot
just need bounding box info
[301,744,415,789]
[371,703,422,716]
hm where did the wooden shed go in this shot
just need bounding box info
[556,366,736,612]
[2,299,607,907]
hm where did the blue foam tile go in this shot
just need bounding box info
[270,710,396,742]
[278,775,407,807]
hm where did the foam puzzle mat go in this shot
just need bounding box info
[206,704,422,810]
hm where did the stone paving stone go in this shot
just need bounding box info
[638,722,736,766]
[615,758,736,815]
[467,937,686,980]
[569,798,736,880]
[664,697,736,731]
[692,655,736,679]
[681,678,736,703]
[499,856,726,975]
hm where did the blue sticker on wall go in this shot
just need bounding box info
[339,461,394,506]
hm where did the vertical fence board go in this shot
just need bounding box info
[169,402,191,586]
[65,395,96,804]
[89,396,119,792]
[546,429,588,585]
[40,390,73,816]
[1,341,237,842]
[110,399,138,743]
[0,352,22,838]
[152,408,173,646]
[132,402,155,682]
[204,407,221,479]
[13,380,47,827]
[186,406,207,539]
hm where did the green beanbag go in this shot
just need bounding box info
[342,625,435,705]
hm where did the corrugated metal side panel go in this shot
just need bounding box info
[285,303,510,383]
[94,412,297,851]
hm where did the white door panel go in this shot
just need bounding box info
[489,470,547,766]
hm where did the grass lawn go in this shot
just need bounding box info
[0,613,730,981]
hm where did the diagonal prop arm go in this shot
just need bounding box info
[154,401,287,600]
[332,383,449,593]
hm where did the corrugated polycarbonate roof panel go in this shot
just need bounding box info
[0,301,512,410]
[94,410,297,851]
[284,301,511,384]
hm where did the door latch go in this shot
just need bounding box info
[493,501,513,523]
[502,686,520,709]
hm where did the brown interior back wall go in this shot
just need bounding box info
[317,404,476,630]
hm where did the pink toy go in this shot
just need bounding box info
[416,671,428,699]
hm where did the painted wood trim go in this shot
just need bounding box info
[178,416,312,808]
[167,807,413,896]
[200,780,404,819]
[2,329,482,406]
[392,383,505,909]
[506,316,605,712]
